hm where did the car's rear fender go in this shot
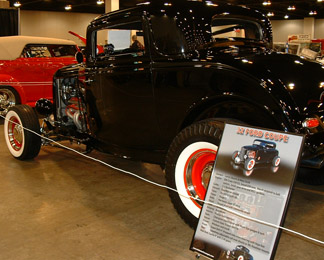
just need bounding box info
[177,68,301,134]
[181,95,285,130]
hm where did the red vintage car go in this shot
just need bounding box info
[0,36,79,115]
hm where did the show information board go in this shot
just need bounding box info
[191,124,304,260]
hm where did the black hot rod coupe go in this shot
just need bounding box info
[232,139,280,171]
[4,0,324,228]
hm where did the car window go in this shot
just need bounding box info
[150,11,265,56]
[48,45,78,57]
[21,44,77,58]
[21,45,51,58]
[94,20,145,59]
[150,15,188,55]
[211,18,263,41]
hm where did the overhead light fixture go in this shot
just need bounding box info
[137,2,150,5]
[97,0,104,5]
[65,4,72,11]
[267,12,274,17]
[309,10,318,15]
[318,0,323,2]
[205,1,218,6]
[262,1,271,6]
[287,6,296,11]
[288,83,295,90]
[13,1,21,7]
[284,14,289,19]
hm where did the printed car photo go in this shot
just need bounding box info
[0,36,79,115]
[232,139,280,171]
[3,0,324,228]
[226,245,254,260]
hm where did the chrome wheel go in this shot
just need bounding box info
[0,88,17,115]
[7,115,23,152]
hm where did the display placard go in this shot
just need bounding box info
[191,123,304,260]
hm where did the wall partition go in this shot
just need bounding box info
[0,8,18,36]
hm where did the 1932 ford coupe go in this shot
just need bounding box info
[232,139,280,171]
[4,0,324,228]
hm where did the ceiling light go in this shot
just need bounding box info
[267,12,274,17]
[288,83,295,90]
[97,0,104,5]
[309,11,317,15]
[318,0,323,2]
[206,1,217,6]
[284,14,289,19]
[65,5,72,11]
[287,6,296,11]
[137,2,150,5]
[262,1,271,6]
[13,1,21,7]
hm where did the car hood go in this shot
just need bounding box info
[54,62,85,78]
[204,45,324,112]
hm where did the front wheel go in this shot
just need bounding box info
[4,105,41,160]
[244,158,255,171]
[165,119,224,228]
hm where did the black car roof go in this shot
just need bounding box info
[91,0,271,29]
[254,139,276,146]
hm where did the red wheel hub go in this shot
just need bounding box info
[184,149,217,207]
[8,116,23,151]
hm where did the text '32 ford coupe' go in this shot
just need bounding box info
[4,0,324,228]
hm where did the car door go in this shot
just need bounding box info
[85,15,161,152]
[148,12,217,145]
[18,44,76,103]
[12,52,47,104]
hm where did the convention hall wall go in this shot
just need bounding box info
[272,19,324,42]
[20,10,324,43]
[20,11,99,44]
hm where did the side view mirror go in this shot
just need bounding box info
[75,51,84,63]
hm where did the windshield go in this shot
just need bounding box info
[150,12,265,55]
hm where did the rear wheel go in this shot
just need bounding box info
[272,156,280,167]
[165,119,224,228]
[4,105,41,160]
